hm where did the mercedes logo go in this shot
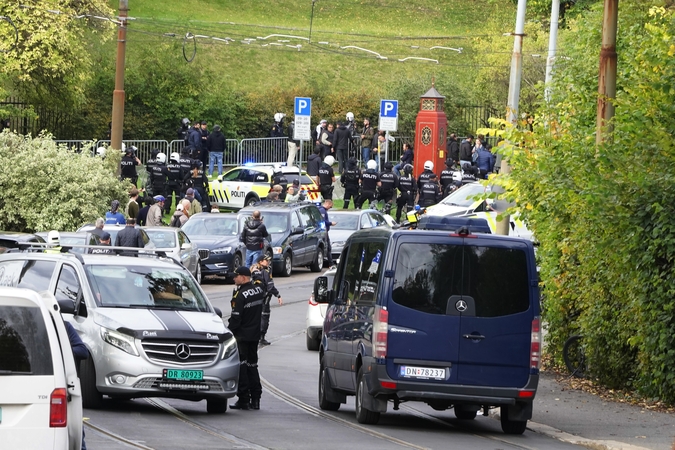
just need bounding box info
[455,300,468,312]
[175,343,191,360]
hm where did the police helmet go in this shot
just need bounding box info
[346,112,354,121]
[424,160,434,170]
[151,148,160,158]
[181,146,191,155]
[181,117,190,126]
[324,155,335,166]
[384,161,394,171]
[156,152,167,164]
[273,163,283,173]
[127,145,137,155]
[403,164,413,175]
[445,159,453,167]
[96,147,106,158]
[274,113,286,123]
[170,152,180,162]
[347,157,357,169]
[47,230,60,245]
[366,160,377,170]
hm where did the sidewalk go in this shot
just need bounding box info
[523,372,675,450]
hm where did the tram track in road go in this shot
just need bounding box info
[84,420,157,450]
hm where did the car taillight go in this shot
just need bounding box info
[49,388,67,428]
[374,306,388,359]
[530,316,541,371]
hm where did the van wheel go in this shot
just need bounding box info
[81,358,104,409]
[318,360,340,411]
[500,406,528,435]
[310,247,324,272]
[306,332,320,351]
[206,398,227,414]
[355,368,380,424]
[280,253,292,277]
[454,405,477,420]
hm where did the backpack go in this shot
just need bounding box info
[169,214,182,228]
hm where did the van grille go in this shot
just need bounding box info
[198,249,210,260]
[141,339,220,365]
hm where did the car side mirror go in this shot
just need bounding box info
[313,276,330,304]
[58,299,75,315]
[181,242,192,250]
[291,227,304,235]
[214,307,223,318]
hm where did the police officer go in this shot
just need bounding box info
[177,118,191,151]
[120,146,141,186]
[417,160,435,187]
[228,266,265,411]
[271,113,286,162]
[418,172,441,207]
[145,148,160,197]
[150,153,171,214]
[179,147,195,196]
[316,155,336,200]
[252,254,282,347]
[271,164,288,201]
[341,157,361,210]
[166,152,184,208]
[440,159,460,198]
[378,161,398,214]
[190,160,210,210]
[355,159,380,209]
[396,164,417,222]
[461,165,479,185]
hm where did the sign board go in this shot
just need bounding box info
[378,99,398,132]
[294,97,312,140]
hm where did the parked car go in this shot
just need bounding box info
[326,209,391,263]
[35,231,101,253]
[181,212,270,280]
[143,227,202,282]
[315,224,541,434]
[0,287,83,449]
[305,267,337,351]
[76,224,154,248]
[0,231,46,253]
[423,182,493,218]
[238,202,327,277]
[209,164,322,210]
[0,252,239,414]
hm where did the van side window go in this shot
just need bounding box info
[55,265,81,303]
[0,260,56,291]
[290,211,301,229]
[342,242,386,305]
[0,305,54,375]
[298,207,315,227]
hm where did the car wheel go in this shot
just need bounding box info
[306,332,320,351]
[318,359,340,411]
[355,368,380,424]
[206,398,227,414]
[454,405,477,420]
[280,253,292,277]
[81,358,104,409]
[309,247,324,272]
[500,406,528,435]
[194,260,202,284]
[232,253,242,272]
[246,195,259,207]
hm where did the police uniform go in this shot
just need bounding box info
[253,262,280,345]
[228,276,265,408]
[166,158,183,207]
[419,177,441,207]
[440,166,459,198]
[145,157,158,196]
[120,153,139,185]
[461,167,478,185]
[416,169,434,188]
[271,172,288,201]
[396,174,417,222]
[190,162,210,209]
[150,163,170,213]
[356,168,379,209]
[179,154,194,194]
[317,163,335,200]
[271,121,285,161]
[378,169,398,213]
[341,166,361,209]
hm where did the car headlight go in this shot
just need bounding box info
[221,336,237,360]
[272,247,283,254]
[101,328,139,356]
[211,247,233,255]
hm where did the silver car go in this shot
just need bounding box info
[0,252,239,414]
[143,227,203,283]
[327,209,391,262]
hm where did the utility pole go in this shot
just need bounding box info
[545,0,560,103]
[496,0,527,236]
[596,0,618,145]
[110,0,128,152]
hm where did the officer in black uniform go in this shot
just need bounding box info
[461,165,479,185]
[145,148,160,197]
[120,146,141,186]
[228,266,265,411]
[378,161,398,215]
[355,159,380,209]
[190,160,210,210]
[271,165,288,201]
[418,172,442,207]
[179,147,195,196]
[166,152,184,209]
[396,164,417,222]
[150,153,170,214]
[341,157,361,209]
[252,254,282,347]
[439,159,460,198]
[417,160,435,187]
[316,155,336,200]
[177,118,191,151]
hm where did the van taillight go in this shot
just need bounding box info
[374,306,388,358]
[49,388,67,428]
[530,316,541,371]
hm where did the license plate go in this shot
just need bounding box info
[399,365,446,380]
[163,369,204,381]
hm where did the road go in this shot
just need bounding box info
[79,268,655,450]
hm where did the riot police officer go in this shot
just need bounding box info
[179,147,195,195]
[461,165,479,185]
[271,113,286,162]
[166,152,184,210]
[316,155,336,200]
[150,153,170,214]
[145,148,160,196]
[378,161,398,214]
[417,160,435,187]
[355,159,380,209]
[271,164,288,201]
[177,118,191,151]
[418,172,441,207]
[341,157,361,210]
[440,159,460,198]
[396,164,417,222]
[120,146,141,186]
[190,160,210,210]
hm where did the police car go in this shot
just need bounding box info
[209,164,322,210]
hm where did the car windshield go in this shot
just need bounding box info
[145,230,177,248]
[328,214,359,230]
[439,184,488,207]
[239,212,288,234]
[85,264,211,311]
[183,217,239,236]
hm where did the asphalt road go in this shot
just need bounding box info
[81,268,673,450]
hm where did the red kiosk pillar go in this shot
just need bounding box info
[413,84,448,178]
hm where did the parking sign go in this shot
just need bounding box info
[294,97,312,141]
[379,99,398,131]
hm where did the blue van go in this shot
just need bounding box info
[315,226,540,434]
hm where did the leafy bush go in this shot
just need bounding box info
[0,132,128,232]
